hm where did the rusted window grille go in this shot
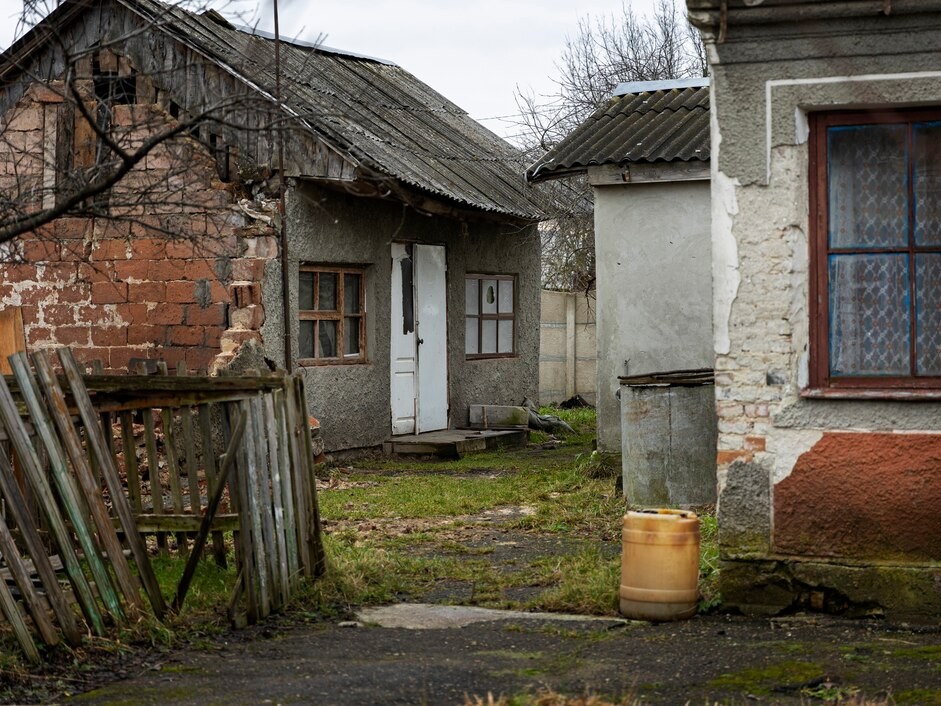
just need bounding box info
[298,266,366,364]
[465,275,516,358]
[810,109,941,389]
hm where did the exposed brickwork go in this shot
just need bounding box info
[0,77,276,373]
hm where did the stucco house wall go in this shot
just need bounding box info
[593,178,713,453]
[267,181,540,452]
[688,0,941,617]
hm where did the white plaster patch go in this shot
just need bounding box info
[712,169,740,356]
[768,429,823,485]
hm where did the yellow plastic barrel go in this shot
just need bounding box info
[619,509,700,621]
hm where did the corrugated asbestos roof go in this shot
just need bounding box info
[5,0,541,221]
[526,84,710,183]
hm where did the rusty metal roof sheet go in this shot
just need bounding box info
[526,83,710,183]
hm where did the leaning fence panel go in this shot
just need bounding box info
[0,348,324,661]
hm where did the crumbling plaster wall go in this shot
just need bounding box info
[276,181,539,452]
[705,8,941,616]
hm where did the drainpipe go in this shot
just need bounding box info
[273,0,293,372]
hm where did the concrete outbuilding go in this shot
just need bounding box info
[528,79,716,505]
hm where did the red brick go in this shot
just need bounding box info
[228,282,261,308]
[113,260,150,281]
[44,304,76,326]
[184,259,215,281]
[169,325,204,346]
[185,347,215,372]
[27,83,65,104]
[166,240,195,259]
[230,258,265,282]
[6,264,38,281]
[166,280,195,303]
[717,450,753,466]
[39,262,75,282]
[116,303,149,325]
[148,258,186,282]
[73,347,111,369]
[158,347,187,369]
[150,303,185,325]
[91,281,128,304]
[209,280,228,302]
[130,217,163,239]
[186,302,225,326]
[26,326,53,345]
[94,219,131,239]
[56,285,88,304]
[204,326,222,347]
[54,218,92,240]
[24,240,59,262]
[108,348,141,371]
[55,325,90,346]
[744,436,767,452]
[19,305,38,325]
[128,281,166,302]
[128,325,165,346]
[18,287,50,305]
[79,262,112,283]
[93,238,131,260]
[91,327,128,346]
[230,304,264,330]
[133,238,167,259]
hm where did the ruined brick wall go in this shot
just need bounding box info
[0,81,275,373]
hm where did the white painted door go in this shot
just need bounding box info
[414,244,448,432]
[389,243,448,435]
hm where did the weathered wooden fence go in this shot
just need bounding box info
[0,348,324,662]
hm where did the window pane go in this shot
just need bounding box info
[465,316,478,354]
[498,279,514,314]
[299,320,314,358]
[828,124,908,249]
[498,319,513,353]
[317,320,337,358]
[465,278,478,315]
[318,272,337,311]
[481,319,497,354]
[344,274,361,314]
[916,254,941,374]
[829,253,910,376]
[481,279,498,314]
[299,272,314,311]
[345,317,360,356]
[914,121,941,246]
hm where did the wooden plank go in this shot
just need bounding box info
[282,377,310,576]
[226,401,257,623]
[0,307,25,375]
[198,403,227,567]
[250,395,279,610]
[265,391,292,601]
[119,410,142,515]
[31,351,144,614]
[0,362,108,635]
[172,411,246,612]
[0,499,60,647]
[295,377,326,577]
[0,552,40,663]
[242,400,270,619]
[57,349,167,618]
[142,405,168,556]
[161,405,189,557]
[177,363,202,522]
[272,389,299,589]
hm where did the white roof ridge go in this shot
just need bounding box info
[613,77,710,96]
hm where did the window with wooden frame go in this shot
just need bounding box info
[465,275,516,358]
[298,266,365,364]
[809,109,941,391]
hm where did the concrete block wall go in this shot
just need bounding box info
[539,289,596,405]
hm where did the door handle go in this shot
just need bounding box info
[417,338,424,345]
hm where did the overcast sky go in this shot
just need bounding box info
[0,0,665,141]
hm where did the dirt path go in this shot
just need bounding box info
[67,601,941,705]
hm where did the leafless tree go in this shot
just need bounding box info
[516,0,706,291]
[0,0,305,259]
